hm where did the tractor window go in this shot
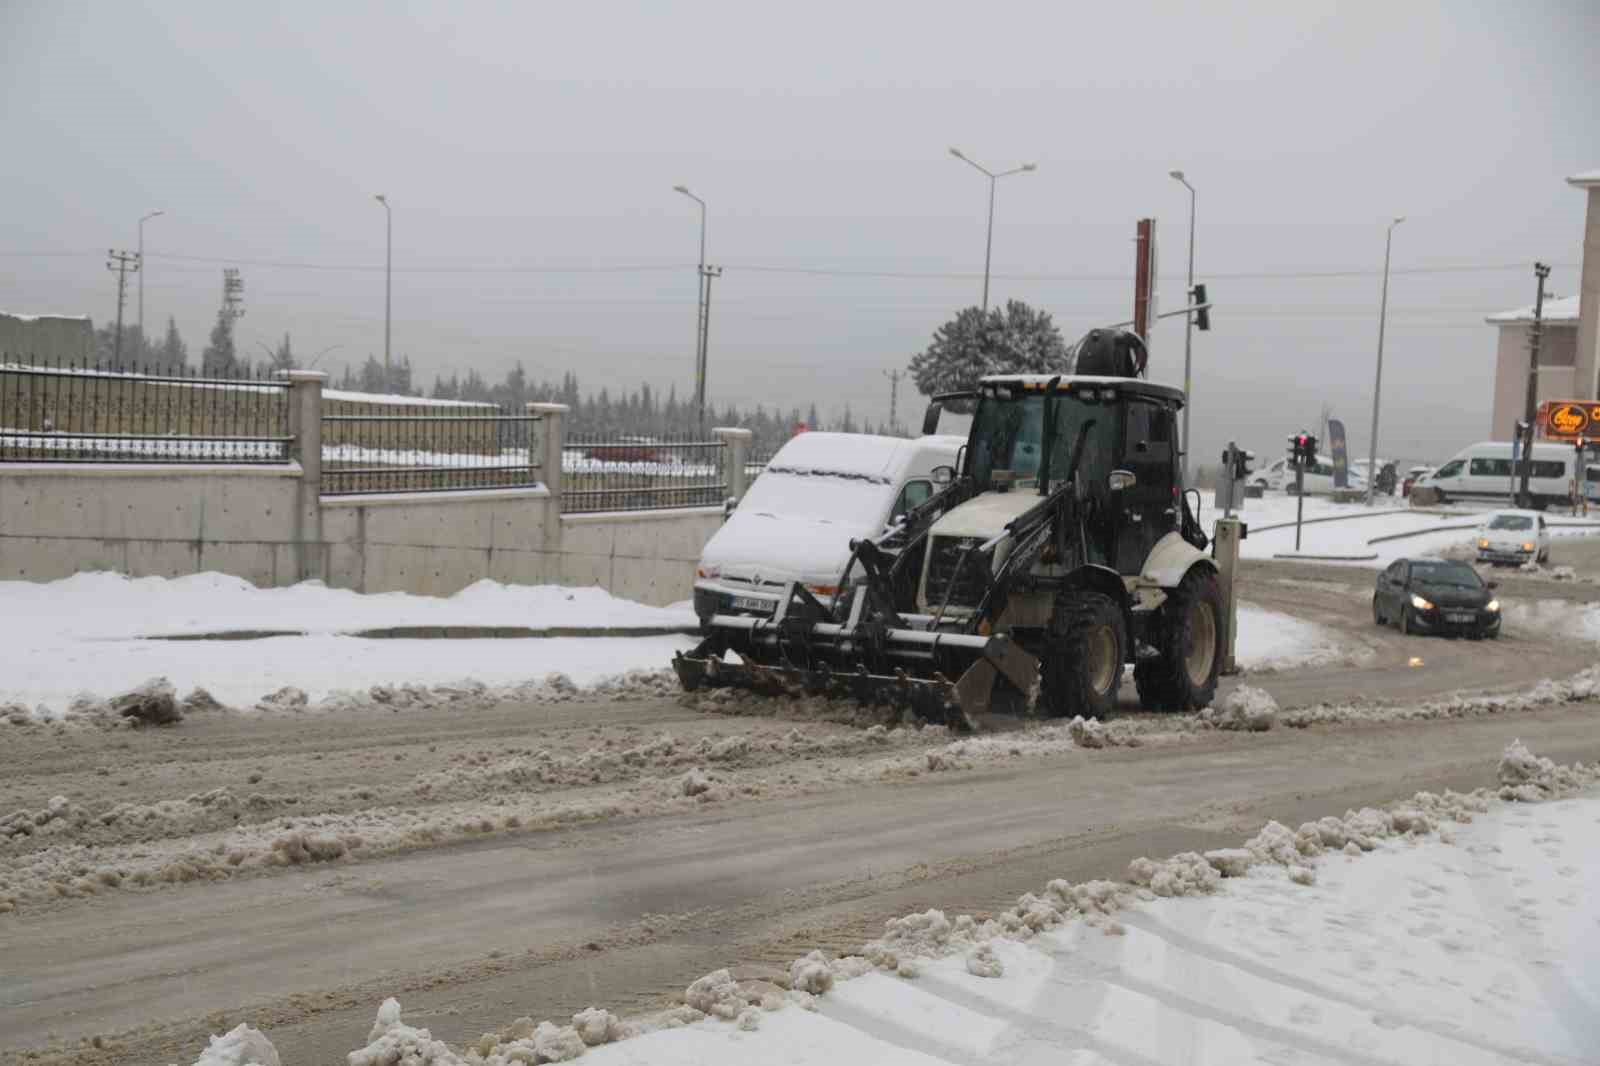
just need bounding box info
[967,391,1116,491]
[1123,400,1174,459]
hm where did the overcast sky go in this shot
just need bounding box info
[3,0,1596,466]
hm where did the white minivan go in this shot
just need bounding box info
[693,432,964,624]
[1412,442,1595,509]
[1251,455,1366,496]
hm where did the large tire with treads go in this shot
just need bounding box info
[1134,568,1222,712]
[1039,590,1126,719]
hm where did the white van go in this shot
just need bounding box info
[1413,442,1594,509]
[693,432,964,623]
[1251,455,1366,496]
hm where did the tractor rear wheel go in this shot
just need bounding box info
[1134,568,1223,712]
[1040,590,1126,719]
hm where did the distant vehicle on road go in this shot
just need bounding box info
[1402,465,1433,498]
[1250,455,1366,496]
[1412,441,1584,509]
[692,432,963,626]
[1372,558,1500,639]
[1476,509,1550,566]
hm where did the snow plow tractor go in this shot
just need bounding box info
[673,336,1223,730]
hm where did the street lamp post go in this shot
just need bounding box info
[948,149,1036,312]
[374,195,391,382]
[1365,216,1405,507]
[1169,171,1196,484]
[674,185,713,428]
[137,210,164,344]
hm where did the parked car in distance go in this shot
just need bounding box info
[1476,509,1551,565]
[1402,465,1433,498]
[1250,454,1366,495]
[1372,558,1500,638]
[693,432,964,625]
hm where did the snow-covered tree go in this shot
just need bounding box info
[908,300,1069,396]
[201,310,241,375]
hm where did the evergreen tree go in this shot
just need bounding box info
[269,333,296,372]
[157,316,188,371]
[201,307,241,375]
[908,300,1068,396]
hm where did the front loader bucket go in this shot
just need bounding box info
[672,621,1039,733]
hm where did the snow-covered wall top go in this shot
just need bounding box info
[1484,294,1580,325]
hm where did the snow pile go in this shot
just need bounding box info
[184,1024,280,1066]
[964,942,1004,978]
[1280,663,1600,729]
[1199,685,1277,731]
[1233,604,1362,671]
[1127,851,1222,897]
[109,677,183,725]
[348,998,465,1065]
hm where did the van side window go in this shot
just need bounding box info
[1529,460,1565,479]
[1469,457,1511,478]
[892,480,932,521]
[1434,460,1464,479]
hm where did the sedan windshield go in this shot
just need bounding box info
[1487,514,1533,531]
[1409,561,1482,587]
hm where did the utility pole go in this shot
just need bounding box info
[1519,262,1552,506]
[106,249,140,365]
[374,195,391,382]
[698,264,723,430]
[1170,172,1196,485]
[1364,216,1405,506]
[883,369,903,435]
[137,210,164,343]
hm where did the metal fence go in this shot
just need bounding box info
[321,408,541,495]
[0,357,292,464]
[562,431,727,513]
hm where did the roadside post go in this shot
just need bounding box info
[1289,431,1316,551]
[1212,515,1245,675]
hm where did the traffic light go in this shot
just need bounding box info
[1232,447,1255,480]
[1286,432,1318,465]
[1302,433,1318,465]
[1192,283,1210,331]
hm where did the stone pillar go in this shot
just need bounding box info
[713,427,753,507]
[528,402,568,547]
[284,370,328,582]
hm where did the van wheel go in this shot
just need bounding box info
[1040,591,1125,720]
[1135,569,1223,712]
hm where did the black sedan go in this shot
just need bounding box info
[1372,558,1501,639]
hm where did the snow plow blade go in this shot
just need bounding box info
[672,609,1039,732]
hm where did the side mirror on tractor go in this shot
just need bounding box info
[921,403,943,436]
[930,464,956,486]
[1109,470,1137,492]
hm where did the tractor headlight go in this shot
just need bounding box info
[1411,594,1433,610]
[1486,599,1500,612]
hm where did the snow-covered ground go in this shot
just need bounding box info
[0,573,698,713]
[1229,494,1600,567]
[193,744,1600,1065]
[0,573,1358,717]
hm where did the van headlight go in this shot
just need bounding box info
[1486,599,1500,612]
[1411,594,1433,610]
[1521,542,1535,553]
[1477,538,1489,549]
[697,565,721,580]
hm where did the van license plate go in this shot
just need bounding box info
[731,595,774,614]
[1446,611,1475,624]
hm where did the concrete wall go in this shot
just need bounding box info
[1490,323,1580,439]
[558,508,722,604]
[0,464,305,585]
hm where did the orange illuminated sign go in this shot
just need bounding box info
[1537,400,1600,440]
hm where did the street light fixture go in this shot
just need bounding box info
[1365,216,1406,507]
[374,195,391,382]
[674,185,717,429]
[949,148,1036,312]
[1169,170,1196,484]
[138,210,165,343]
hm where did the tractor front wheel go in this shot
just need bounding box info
[1040,590,1126,720]
[1134,569,1223,712]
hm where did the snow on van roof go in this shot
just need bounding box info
[766,432,956,482]
[1484,294,1579,325]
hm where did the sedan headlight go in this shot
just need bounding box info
[1486,599,1500,612]
[1411,594,1433,610]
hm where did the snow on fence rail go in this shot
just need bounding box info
[321,410,543,495]
[0,358,292,464]
[561,431,728,512]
